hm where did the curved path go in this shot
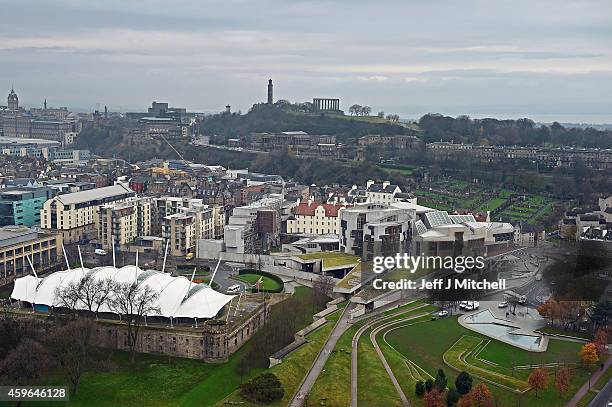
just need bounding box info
[289,303,353,407]
[351,302,430,407]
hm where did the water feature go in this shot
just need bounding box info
[464,310,543,350]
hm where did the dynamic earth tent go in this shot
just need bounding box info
[11,265,235,320]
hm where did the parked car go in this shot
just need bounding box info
[94,249,107,256]
[185,252,194,261]
[459,301,468,309]
[498,301,508,308]
[438,310,449,317]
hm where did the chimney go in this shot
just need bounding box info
[366,180,374,189]
[382,181,390,189]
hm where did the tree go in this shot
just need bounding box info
[415,380,426,397]
[537,298,559,327]
[555,367,571,395]
[377,111,385,118]
[455,371,473,395]
[527,368,548,398]
[458,382,494,407]
[435,368,448,391]
[110,282,160,362]
[47,319,99,395]
[425,378,434,392]
[240,373,284,404]
[362,106,372,116]
[0,338,50,386]
[424,389,446,407]
[446,387,460,406]
[593,329,608,358]
[349,104,362,116]
[591,300,610,328]
[579,342,599,367]
[313,274,334,308]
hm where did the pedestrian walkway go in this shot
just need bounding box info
[565,352,612,407]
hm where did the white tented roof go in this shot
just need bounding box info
[11,266,234,319]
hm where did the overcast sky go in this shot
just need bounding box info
[1,0,611,121]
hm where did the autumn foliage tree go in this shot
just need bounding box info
[528,368,548,397]
[457,382,495,407]
[537,298,559,326]
[579,343,600,367]
[593,329,608,358]
[555,367,571,396]
[423,389,446,407]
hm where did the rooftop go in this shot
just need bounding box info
[55,184,134,205]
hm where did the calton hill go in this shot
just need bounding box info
[77,101,612,228]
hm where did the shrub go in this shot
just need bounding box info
[415,380,426,397]
[425,378,434,392]
[455,371,473,395]
[240,373,284,404]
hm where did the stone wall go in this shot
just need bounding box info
[93,304,267,363]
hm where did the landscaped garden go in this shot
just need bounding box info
[383,315,591,406]
[297,252,360,269]
[234,270,284,292]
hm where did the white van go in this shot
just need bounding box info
[94,249,107,256]
[226,284,241,294]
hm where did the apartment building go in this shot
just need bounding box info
[40,184,135,243]
[286,200,349,235]
[98,197,152,249]
[0,225,62,286]
[365,180,403,205]
[161,203,221,256]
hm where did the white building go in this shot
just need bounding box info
[286,200,349,235]
[40,184,135,243]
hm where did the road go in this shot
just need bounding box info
[566,351,612,407]
[289,303,354,407]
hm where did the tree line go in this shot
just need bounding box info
[419,113,612,149]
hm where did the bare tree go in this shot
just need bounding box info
[54,281,82,312]
[78,276,117,316]
[313,274,335,308]
[110,282,160,362]
[55,276,117,317]
[47,318,99,396]
[349,104,362,116]
[0,338,50,387]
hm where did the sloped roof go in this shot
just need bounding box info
[11,266,234,319]
[295,201,350,217]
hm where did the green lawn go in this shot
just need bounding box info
[297,252,360,268]
[384,316,589,406]
[477,197,507,212]
[309,323,359,406]
[22,348,258,407]
[358,329,402,406]
[377,164,415,176]
[217,309,343,406]
[234,273,283,291]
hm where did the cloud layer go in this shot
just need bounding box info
[1,0,611,121]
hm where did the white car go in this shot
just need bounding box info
[459,301,468,309]
[464,301,480,311]
[94,249,107,256]
[498,301,508,308]
[438,310,449,317]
